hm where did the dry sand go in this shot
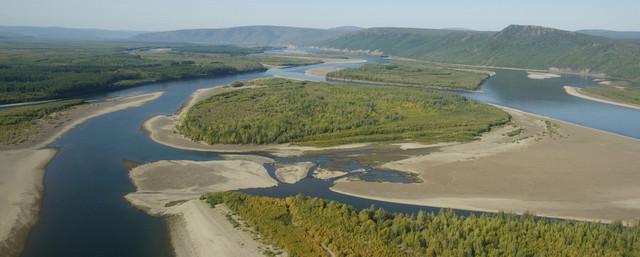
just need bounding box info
[304,67,343,78]
[564,86,640,110]
[313,167,348,180]
[0,92,163,257]
[332,107,640,223]
[124,158,279,257]
[275,162,315,184]
[527,72,561,80]
[167,200,275,257]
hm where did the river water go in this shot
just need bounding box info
[20,59,640,257]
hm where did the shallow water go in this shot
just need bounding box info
[20,59,640,256]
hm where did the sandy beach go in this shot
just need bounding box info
[564,86,640,110]
[0,92,163,257]
[332,106,640,223]
[124,157,279,257]
[527,72,561,79]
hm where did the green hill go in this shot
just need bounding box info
[131,25,356,46]
[322,25,640,82]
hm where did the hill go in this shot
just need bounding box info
[577,29,640,40]
[322,25,640,82]
[131,25,353,46]
[0,26,144,40]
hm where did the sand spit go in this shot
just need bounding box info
[564,86,640,110]
[313,167,348,180]
[125,158,279,257]
[275,162,315,184]
[0,92,163,257]
[527,72,561,80]
[333,107,640,224]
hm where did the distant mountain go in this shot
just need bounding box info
[577,29,640,40]
[328,26,364,32]
[131,25,353,46]
[0,26,145,40]
[322,25,640,81]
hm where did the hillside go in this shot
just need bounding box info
[577,29,640,40]
[131,25,356,46]
[0,26,144,40]
[322,25,640,82]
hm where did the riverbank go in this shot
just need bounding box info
[304,67,343,78]
[0,92,163,257]
[124,157,280,257]
[331,106,640,224]
[564,86,640,110]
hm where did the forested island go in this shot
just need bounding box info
[178,78,509,146]
[327,61,492,90]
[204,192,640,257]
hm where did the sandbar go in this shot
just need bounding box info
[275,162,315,184]
[332,106,640,224]
[564,86,640,110]
[527,72,561,80]
[124,158,279,257]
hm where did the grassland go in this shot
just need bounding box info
[0,99,84,145]
[178,78,509,146]
[327,61,490,90]
[204,192,640,257]
[0,41,320,104]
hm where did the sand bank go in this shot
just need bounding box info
[313,167,348,180]
[0,92,163,257]
[333,107,640,223]
[304,67,344,78]
[125,158,279,257]
[275,162,315,184]
[564,86,640,110]
[167,200,275,257]
[527,72,561,80]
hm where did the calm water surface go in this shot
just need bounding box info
[21,60,640,256]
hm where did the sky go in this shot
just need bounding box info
[1,0,639,32]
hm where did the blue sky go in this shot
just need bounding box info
[2,0,639,31]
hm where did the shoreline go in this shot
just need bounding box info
[124,158,280,257]
[564,86,640,110]
[0,92,164,257]
[331,105,640,224]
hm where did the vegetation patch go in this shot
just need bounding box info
[328,61,490,90]
[0,41,321,104]
[0,99,84,145]
[582,85,640,107]
[178,78,510,146]
[204,192,640,257]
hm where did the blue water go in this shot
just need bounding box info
[20,59,640,257]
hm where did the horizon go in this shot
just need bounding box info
[2,0,639,32]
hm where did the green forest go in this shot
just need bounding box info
[0,99,84,145]
[327,61,490,90]
[0,41,320,104]
[178,78,510,146]
[205,192,640,257]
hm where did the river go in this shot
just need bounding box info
[20,58,640,257]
